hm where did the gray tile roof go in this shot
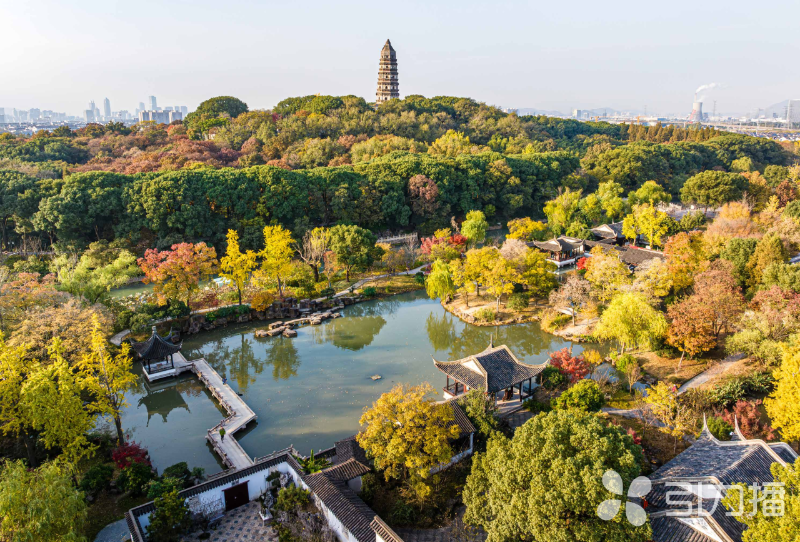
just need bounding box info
[130,326,182,360]
[647,420,796,542]
[305,472,381,542]
[371,517,404,542]
[649,516,716,542]
[433,344,546,393]
[591,222,624,239]
[322,457,372,481]
[532,236,585,253]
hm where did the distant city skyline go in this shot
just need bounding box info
[2,0,799,117]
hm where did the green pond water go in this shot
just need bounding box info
[120,290,603,475]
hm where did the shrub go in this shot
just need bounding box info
[705,416,733,441]
[457,389,500,440]
[112,442,150,470]
[626,427,642,445]
[540,366,567,390]
[506,293,530,311]
[205,304,250,322]
[362,286,377,297]
[358,472,379,504]
[582,349,603,366]
[523,398,553,414]
[319,287,335,298]
[79,464,114,496]
[147,489,192,542]
[717,400,776,440]
[161,462,192,487]
[275,485,311,512]
[414,271,425,285]
[552,380,604,412]
[548,348,591,383]
[298,450,331,474]
[473,307,496,322]
[540,310,570,332]
[389,499,416,525]
[117,461,155,496]
[250,291,275,311]
[711,379,747,408]
[146,476,185,500]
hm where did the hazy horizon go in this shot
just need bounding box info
[2,0,799,117]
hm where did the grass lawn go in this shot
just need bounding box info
[638,351,707,386]
[360,274,423,296]
[606,390,638,410]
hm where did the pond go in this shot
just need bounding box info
[120,290,604,475]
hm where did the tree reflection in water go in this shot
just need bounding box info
[266,337,301,380]
[203,334,264,392]
[426,311,561,361]
[311,307,388,352]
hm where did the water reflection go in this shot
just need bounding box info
[311,315,387,351]
[123,290,606,475]
[425,310,558,360]
[266,337,300,380]
[205,335,264,392]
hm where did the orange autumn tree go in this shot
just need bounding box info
[138,243,218,310]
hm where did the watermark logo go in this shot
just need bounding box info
[597,470,651,527]
[597,470,786,523]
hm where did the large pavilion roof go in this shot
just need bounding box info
[531,236,585,254]
[433,343,546,393]
[131,326,182,361]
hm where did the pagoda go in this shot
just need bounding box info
[376,39,399,105]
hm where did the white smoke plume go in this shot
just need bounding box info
[694,83,721,102]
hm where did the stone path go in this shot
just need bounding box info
[109,329,130,347]
[505,409,534,430]
[93,518,130,542]
[183,502,277,542]
[677,353,745,395]
[173,353,257,470]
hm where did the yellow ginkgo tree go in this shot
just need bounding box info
[220,229,258,305]
[76,315,137,446]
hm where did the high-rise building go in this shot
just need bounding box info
[180,106,188,116]
[29,108,41,120]
[138,110,182,124]
[103,98,111,119]
[0,108,4,124]
[138,102,145,112]
[375,39,399,105]
[787,100,800,128]
[84,109,95,123]
[148,96,158,111]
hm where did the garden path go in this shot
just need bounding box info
[677,353,745,395]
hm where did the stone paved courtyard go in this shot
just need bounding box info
[183,502,277,542]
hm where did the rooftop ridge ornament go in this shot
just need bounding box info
[375,39,399,105]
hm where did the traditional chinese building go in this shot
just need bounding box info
[131,326,182,381]
[433,342,545,407]
[530,236,586,267]
[644,415,797,542]
[376,39,399,105]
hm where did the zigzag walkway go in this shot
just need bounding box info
[172,352,257,470]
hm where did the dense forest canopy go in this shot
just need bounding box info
[0,94,794,251]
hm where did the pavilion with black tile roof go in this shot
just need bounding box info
[433,342,546,402]
[642,415,798,542]
[130,325,182,374]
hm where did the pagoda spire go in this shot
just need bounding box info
[376,39,399,105]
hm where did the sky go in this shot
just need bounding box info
[2,0,799,117]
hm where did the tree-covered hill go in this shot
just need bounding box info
[0,94,794,250]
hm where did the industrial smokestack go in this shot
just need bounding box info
[689,101,704,123]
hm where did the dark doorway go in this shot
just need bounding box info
[223,481,250,511]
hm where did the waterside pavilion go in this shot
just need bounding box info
[131,326,183,382]
[433,342,546,414]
